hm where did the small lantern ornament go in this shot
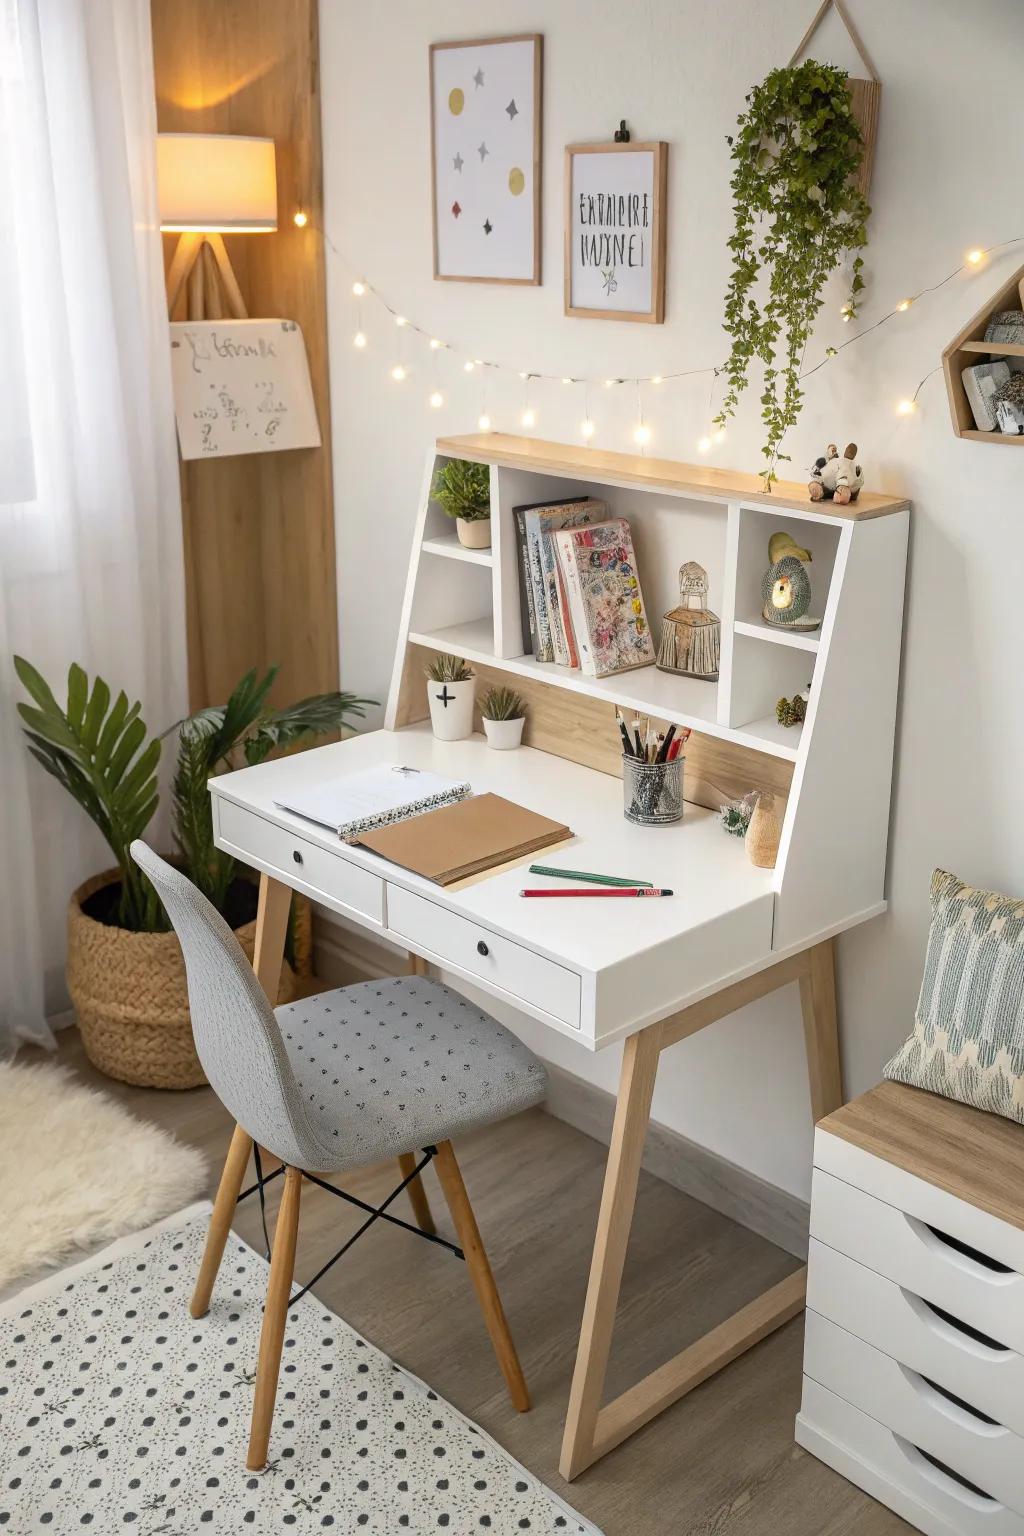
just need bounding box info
[760,531,819,632]
[657,561,720,680]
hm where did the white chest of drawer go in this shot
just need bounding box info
[796,1081,1024,1536]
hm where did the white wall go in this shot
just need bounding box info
[320,0,1024,1200]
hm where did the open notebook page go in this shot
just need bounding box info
[274,764,471,841]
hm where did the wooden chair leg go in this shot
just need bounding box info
[247,1165,303,1471]
[433,1140,529,1413]
[191,1123,254,1319]
[398,1152,436,1235]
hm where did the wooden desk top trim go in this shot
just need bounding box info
[819,1080,1024,1235]
[436,433,910,519]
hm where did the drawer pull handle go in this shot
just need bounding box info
[907,1216,1019,1284]
[895,1436,1000,1510]
[900,1364,1006,1436]
[292,849,304,866]
[902,1289,1009,1356]
[476,940,490,957]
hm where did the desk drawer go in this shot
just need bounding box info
[805,1310,1024,1517]
[387,884,581,1029]
[216,799,384,928]
[808,1239,1024,1439]
[810,1169,1024,1354]
[798,1377,1024,1536]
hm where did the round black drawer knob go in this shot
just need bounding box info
[476,939,489,957]
[292,849,304,865]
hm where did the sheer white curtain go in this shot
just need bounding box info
[0,0,187,1051]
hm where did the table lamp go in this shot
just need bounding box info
[157,132,277,319]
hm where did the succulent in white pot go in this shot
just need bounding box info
[431,458,492,549]
[480,685,527,750]
[425,653,475,741]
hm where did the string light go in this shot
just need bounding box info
[391,364,406,381]
[521,407,536,428]
[464,360,475,372]
[581,418,595,440]
[478,413,491,431]
[651,375,663,385]
[966,248,984,266]
[895,298,913,312]
[351,280,366,297]
[713,427,727,445]
[353,330,367,349]
[697,435,712,454]
[896,398,917,416]
[293,208,308,228]
[429,337,442,350]
[561,377,573,385]
[633,423,651,446]
[395,315,407,327]
[429,389,444,408]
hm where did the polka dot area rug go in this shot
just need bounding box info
[0,1203,601,1536]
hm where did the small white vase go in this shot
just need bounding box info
[483,716,525,751]
[456,516,491,549]
[426,676,475,741]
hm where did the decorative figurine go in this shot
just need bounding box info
[760,531,819,631]
[808,441,864,505]
[776,685,810,728]
[657,561,720,680]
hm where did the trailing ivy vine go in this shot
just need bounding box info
[714,60,870,486]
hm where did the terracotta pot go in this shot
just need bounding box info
[456,516,491,549]
[66,867,311,1090]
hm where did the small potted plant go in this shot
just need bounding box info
[479,685,527,750]
[431,458,492,549]
[425,653,475,741]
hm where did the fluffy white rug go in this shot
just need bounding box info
[0,1060,207,1291]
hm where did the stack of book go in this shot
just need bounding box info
[514,497,656,678]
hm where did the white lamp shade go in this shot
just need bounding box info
[157,134,277,233]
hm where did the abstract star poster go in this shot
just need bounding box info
[565,141,668,323]
[430,34,542,284]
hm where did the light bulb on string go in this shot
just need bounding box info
[697,435,712,454]
[581,418,595,440]
[353,330,367,349]
[478,413,491,431]
[293,208,308,228]
[651,375,663,385]
[896,299,913,312]
[521,408,536,428]
[429,390,444,409]
[713,427,726,445]
[391,364,406,381]
[429,337,442,350]
[464,360,475,372]
[966,248,984,266]
[352,280,366,297]
[561,377,573,385]
[395,315,407,327]
[633,423,651,446]
[896,398,917,416]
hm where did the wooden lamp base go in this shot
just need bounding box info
[165,231,248,320]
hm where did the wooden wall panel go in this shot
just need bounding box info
[151,0,338,710]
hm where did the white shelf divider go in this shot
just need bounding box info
[421,533,493,567]
[734,618,821,653]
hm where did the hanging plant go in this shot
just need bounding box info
[714,60,870,486]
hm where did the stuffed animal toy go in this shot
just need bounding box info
[808,442,864,505]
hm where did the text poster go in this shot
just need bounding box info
[566,143,667,322]
[169,319,321,460]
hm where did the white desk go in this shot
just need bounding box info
[212,720,838,1478]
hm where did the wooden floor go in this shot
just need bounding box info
[45,1030,910,1536]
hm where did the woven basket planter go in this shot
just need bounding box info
[66,867,312,1091]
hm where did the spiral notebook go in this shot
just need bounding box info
[355,793,572,885]
[274,765,471,842]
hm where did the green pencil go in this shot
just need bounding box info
[528,864,654,889]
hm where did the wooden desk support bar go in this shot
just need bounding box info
[559,939,839,1480]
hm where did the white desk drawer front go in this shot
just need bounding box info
[387,885,582,1029]
[810,1169,1024,1354]
[797,1377,1024,1536]
[805,1311,1024,1517]
[216,799,384,927]
[808,1239,1024,1441]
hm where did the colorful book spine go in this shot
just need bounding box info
[556,519,655,678]
[522,499,606,662]
[514,508,539,655]
[540,531,573,667]
[554,528,593,674]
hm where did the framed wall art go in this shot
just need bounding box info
[564,140,667,322]
[429,34,542,285]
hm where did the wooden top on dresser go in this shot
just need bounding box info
[820,1080,1024,1235]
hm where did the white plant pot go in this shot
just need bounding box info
[426,676,475,741]
[456,516,491,549]
[483,716,525,751]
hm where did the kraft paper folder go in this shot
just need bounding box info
[355,793,572,886]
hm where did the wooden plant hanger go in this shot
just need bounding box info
[788,0,881,200]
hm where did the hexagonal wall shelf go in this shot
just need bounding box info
[942,263,1024,443]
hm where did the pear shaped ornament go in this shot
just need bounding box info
[760,531,819,632]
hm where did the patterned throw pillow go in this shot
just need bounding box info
[884,869,1024,1125]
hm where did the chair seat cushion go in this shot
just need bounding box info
[275,976,547,1171]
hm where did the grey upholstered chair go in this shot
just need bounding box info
[131,842,547,1470]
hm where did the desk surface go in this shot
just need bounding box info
[211,725,775,1044]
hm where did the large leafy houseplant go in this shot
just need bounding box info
[714,60,870,486]
[14,656,374,931]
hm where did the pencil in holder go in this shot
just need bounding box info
[622,754,684,826]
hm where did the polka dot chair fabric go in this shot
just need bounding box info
[131,844,547,1172]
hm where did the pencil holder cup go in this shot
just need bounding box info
[622,755,684,826]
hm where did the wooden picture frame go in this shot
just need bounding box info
[429,34,542,286]
[564,141,667,323]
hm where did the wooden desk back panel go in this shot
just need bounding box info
[398,641,794,815]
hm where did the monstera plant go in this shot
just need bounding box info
[14,657,374,1087]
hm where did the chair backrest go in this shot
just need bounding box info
[131,842,326,1170]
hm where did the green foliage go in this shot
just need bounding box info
[431,459,491,522]
[15,656,375,932]
[425,653,474,683]
[715,60,870,486]
[13,657,165,931]
[169,668,375,909]
[479,686,526,721]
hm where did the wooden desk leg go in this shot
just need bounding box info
[191,873,292,1316]
[799,937,844,1122]
[560,1026,661,1480]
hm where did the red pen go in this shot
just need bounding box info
[519,887,673,898]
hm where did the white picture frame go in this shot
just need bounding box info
[429,34,542,285]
